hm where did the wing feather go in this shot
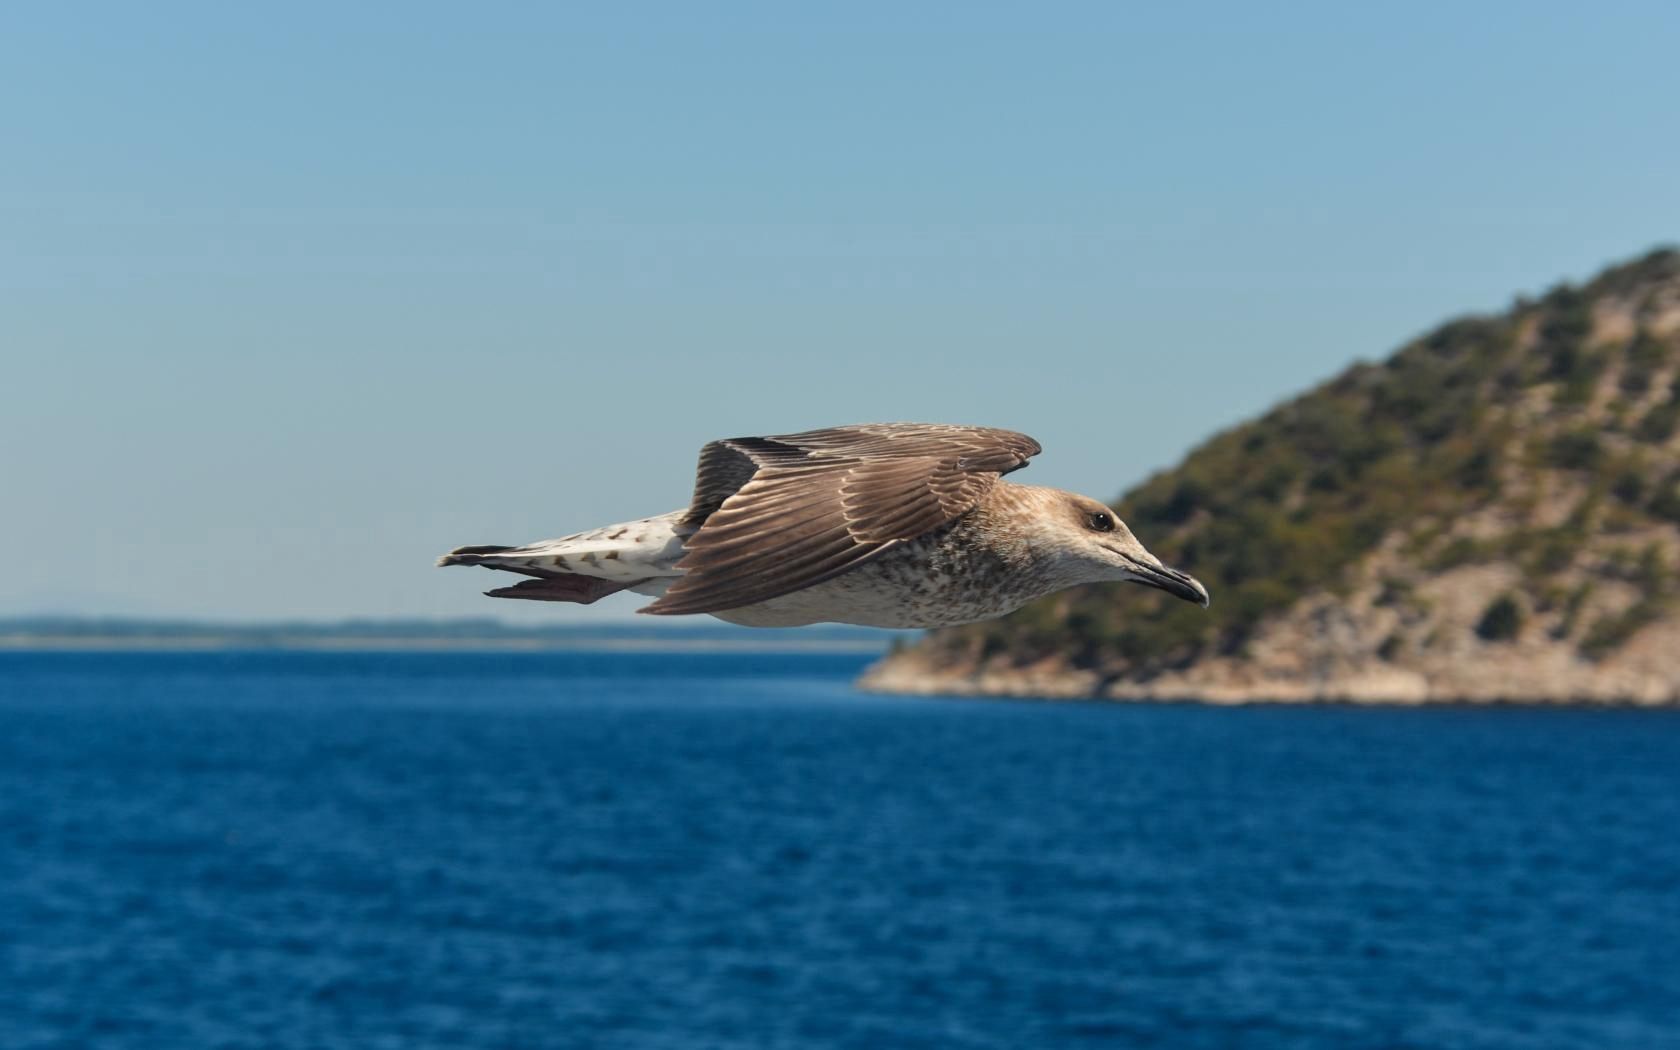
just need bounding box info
[643,423,1040,616]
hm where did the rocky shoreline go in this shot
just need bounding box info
[857,645,1680,706]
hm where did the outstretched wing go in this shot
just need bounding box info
[643,423,1041,616]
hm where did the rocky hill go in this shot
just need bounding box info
[864,249,1680,704]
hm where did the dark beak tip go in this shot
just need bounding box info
[1117,551,1209,609]
[1151,570,1211,608]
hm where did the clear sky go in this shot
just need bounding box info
[4,2,1678,622]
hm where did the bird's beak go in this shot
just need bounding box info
[1121,555,1210,608]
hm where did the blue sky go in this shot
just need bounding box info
[4,2,1677,621]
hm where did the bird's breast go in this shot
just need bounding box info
[707,520,1061,629]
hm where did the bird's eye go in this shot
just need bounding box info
[1088,511,1115,532]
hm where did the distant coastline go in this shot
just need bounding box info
[0,617,908,655]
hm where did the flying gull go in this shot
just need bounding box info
[438,423,1209,629]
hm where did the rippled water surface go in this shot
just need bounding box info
[3,650,1679,1049]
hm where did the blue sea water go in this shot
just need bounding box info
[2,651,1678,1050]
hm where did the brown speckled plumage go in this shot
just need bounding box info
[707,485,1089,628]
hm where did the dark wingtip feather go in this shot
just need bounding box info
[484,575,633,604]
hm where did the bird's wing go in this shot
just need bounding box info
[644,424,1041,616]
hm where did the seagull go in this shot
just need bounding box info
[438,423,1209,629]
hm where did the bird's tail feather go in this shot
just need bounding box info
[436,544,517,567]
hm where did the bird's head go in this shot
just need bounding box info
[1031,489,1210,607]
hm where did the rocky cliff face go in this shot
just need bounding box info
[863,249,1680,704]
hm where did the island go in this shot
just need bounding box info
[863,249,1680,704]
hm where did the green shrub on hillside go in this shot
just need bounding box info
[1581,600,1664,660]
[1475,595,1524,641]
[1650,472,1680,524]
[1620,329,1669,394]
[1611,461,1647,504]
[1543,429,1604,471]
[1636,389,1680,443]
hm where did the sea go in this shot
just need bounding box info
[2,649,1678,1050]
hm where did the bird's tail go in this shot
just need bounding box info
[437,511,690,605]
